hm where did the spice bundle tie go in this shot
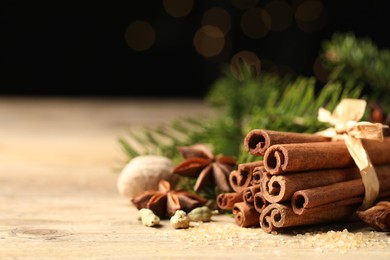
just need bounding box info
[316,98,388,210]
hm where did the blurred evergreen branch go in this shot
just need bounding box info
[118,65,363,166]
[322,32,390,111]
[206,67,363,163]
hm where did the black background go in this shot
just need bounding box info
[1,1,389,98]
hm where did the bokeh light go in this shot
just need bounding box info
[163,0,194,18]
[202,7,232,35]
[194,25,225,58]
[125,21,156,51]
[241,8,272,39]
[295,0,327,32]
[264,0,293,32]
[230,50,261,80]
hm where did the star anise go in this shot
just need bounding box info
[356,201,390,232]
[172,144,236,192]
[131,179,208,219]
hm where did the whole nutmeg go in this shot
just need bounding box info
[117,155,178,199]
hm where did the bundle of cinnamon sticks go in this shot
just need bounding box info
[217,129,390,233]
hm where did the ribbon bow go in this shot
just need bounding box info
[317,98,388,210]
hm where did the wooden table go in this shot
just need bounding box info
[0,97,389,259]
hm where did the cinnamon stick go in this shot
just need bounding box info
[291,197,364,216]
[254,192,268,214]
[243,184,261,208]
[232,202,260,228]
[259,203,356,233]
[264,137,390,174]
[244,129,330,156]
[262,167,360,203]
[229,161,263,192]
[253,170,271,213]
[216,192,243,210]
[291,166,390,214]
[250,166,269,186]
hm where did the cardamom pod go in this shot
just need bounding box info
[187,206,215,222]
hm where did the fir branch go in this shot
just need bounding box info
[118,71,363,165]
[322,32,390,110]
[238,76,363,162]
[118,137,139,159]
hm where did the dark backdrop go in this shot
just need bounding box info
[1,1,389,97]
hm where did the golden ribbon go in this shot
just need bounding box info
[316,98,388,210]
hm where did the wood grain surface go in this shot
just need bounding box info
[0,97,389,259]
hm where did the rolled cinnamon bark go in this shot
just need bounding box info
[232,202,260,228]
[254,192,268,214]
[216,192,243,210]
[250,166,269,186]
[253,171,271,213]
[262,167,360,203]
[291,165,390,214]
[244,129,330,156]
[259,203,356,233]
[229,161,263,192]
[264,137,390,174]
[243,184,261,208]
[292,197,364,216]
[362,138,390,162]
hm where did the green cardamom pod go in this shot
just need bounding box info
[187,206,214,222]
